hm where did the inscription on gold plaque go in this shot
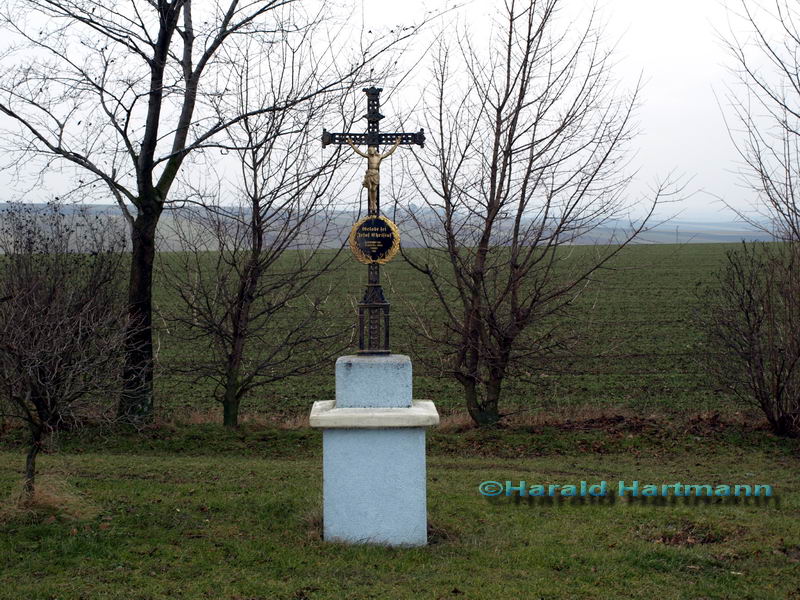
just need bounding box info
[348,215,400,265]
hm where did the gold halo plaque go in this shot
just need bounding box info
[348,215,400,265]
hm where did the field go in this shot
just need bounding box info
[1,242,799,599]
[152,242,730,421]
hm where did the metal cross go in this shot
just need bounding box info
[322,86,425,354]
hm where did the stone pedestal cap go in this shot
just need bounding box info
[335,354,412,408]
[309,400,439,429]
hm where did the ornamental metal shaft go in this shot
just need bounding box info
[364,87,386,354]
[323,87,424,353]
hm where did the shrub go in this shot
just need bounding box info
[699,242,800,437]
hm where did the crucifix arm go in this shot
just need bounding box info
[379,136,402,159]
[346,137,369,158]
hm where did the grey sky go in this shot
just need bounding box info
[363,0,764,221]
[604,0,746,221]
[362,0,758,221]
[0,0,769,223]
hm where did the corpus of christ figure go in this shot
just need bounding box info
[346,136,401,212]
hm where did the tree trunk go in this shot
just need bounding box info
[222,361,242,428]
[222,389,240,429]
[221,299,249,429]
[220,234,261,428]
[484,374,503,423]
[773,413,799,438]
[23,428,42,501]
[118,208,160,422]
[463,377,501,426]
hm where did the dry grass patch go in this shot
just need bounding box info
[303,507,323,542]
[635,518,738,547]
[0,470,98,524]
[436,405,770,436]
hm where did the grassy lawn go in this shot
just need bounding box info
[2,242,799,598]
[1,421,798,599]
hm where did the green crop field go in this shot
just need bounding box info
[151,242,735,422]
[2,242,799,599]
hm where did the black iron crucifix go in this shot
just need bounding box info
[322,87,424,354]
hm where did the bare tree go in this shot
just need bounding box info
[698,242,800,437]
[722,0,800,241]
[698,1,800,437]
[0,0,420,421]
[0,202,129,499]
[397,0,667,425]
[160,41,351,427]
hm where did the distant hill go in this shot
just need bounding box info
[1,203,776,248]
[572,219,775,245]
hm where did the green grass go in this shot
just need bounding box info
[1,429,798,599]
[2,242,799,598]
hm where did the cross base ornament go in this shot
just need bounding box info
[323,87,424,354]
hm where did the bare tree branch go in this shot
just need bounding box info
[0,0,427,421]
[394,0,670,426]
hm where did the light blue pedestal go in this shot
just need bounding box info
[310,354,439,547]
[323,428,427,545]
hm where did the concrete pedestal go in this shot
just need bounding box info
[309,354,438,546]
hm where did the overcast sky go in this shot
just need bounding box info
[362,0,757,222]
[0,0,768,223]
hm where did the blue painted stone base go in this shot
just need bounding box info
[335,354,412,408]
[323,428,427,546]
